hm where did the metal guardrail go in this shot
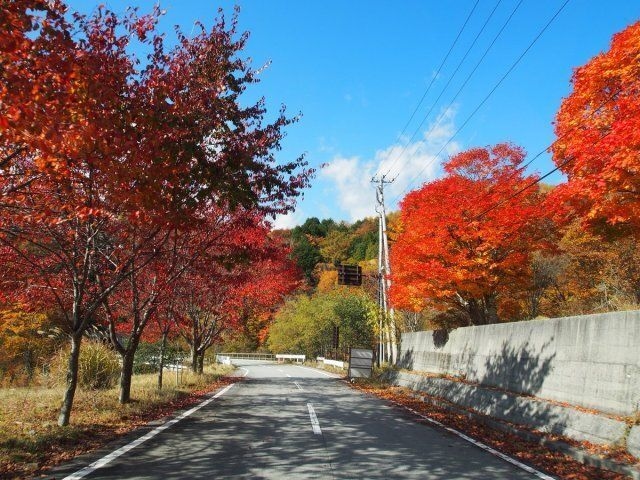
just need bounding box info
[217,352,276,361]
[317,357,346,369]
[276,354,306,363]
[215,355,232,365]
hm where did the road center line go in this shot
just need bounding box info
[62,383,235,480]
[307,403,322,435]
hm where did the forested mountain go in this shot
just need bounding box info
[273,215,390,284]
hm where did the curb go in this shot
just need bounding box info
[42,380,236,479]
[407,390,640,480]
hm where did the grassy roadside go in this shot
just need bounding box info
[348,368,636,480]
[306,360,346,376]
[0,364,234,479]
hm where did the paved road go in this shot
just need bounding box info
[52,361,550,479]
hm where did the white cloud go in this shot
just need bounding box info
[271,208,306,230]
[321,108,461,220]
[322,156,377,220]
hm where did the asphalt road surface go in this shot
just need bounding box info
[51,360,552,479]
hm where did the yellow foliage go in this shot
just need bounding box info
[0,308,63,384]
[317,269,338,293]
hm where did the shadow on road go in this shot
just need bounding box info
[85,372,536,479]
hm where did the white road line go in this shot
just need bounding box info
[295,365,339,378]
[63,383,235,480]
[239,367,249,377]
[294,381,303,391]
[391,400,556,480]
[307,403,322,435]
[286,374,291,378]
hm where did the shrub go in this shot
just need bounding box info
[50,340,120,390]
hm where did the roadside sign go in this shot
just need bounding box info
[337,264,362,286]
[348,348,373,379]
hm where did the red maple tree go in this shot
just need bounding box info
[0,2,310,425]
[390,143,551,325]
[175,218,300,372]
[552,21,640,234]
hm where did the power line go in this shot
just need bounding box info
[375,0,481,179]
[459,86,623,220]
[474,160,570,221]
[391,0,572,204]
[386,0,523,183]
[473,126,614,221]
[385,0,508,180]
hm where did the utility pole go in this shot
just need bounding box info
[372,175,398,364]
[375,204,384,366]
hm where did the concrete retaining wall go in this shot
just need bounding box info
[398,311,640,416]
[393,371,628,446]
[629,426,640,459]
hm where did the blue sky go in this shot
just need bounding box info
[68,0,639,227]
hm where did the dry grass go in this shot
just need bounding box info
[0,364,233,479]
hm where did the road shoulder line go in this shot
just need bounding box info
[62,383,235,480]
[393,400,556,480]
[295,365,341,378]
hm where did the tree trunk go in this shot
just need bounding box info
[466,298,484,325]
[24,349,35,382]
[157,331,167,390]
[528,290,541,319]
[191,346,198,373]
[119,349,136,404]
[58,333,82,426]
[197,351,205,374]
[484,293,499,324]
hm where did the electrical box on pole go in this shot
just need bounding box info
[337,264,362,286]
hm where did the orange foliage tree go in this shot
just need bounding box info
[552,21,640,233]
[0,2,310,425]
[390,143,552,326]
[0,308,62,383]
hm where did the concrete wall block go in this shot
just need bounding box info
[398,311,640,415]
[395,372,628,447]
[628,426,640,460]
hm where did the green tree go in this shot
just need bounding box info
[267,291,375,358]
[291,236,322,283]
[347,230,378,262]
[267,294,334,357]
[320,230,352,265]
[292,217,330,239]
[333,294,376,349]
